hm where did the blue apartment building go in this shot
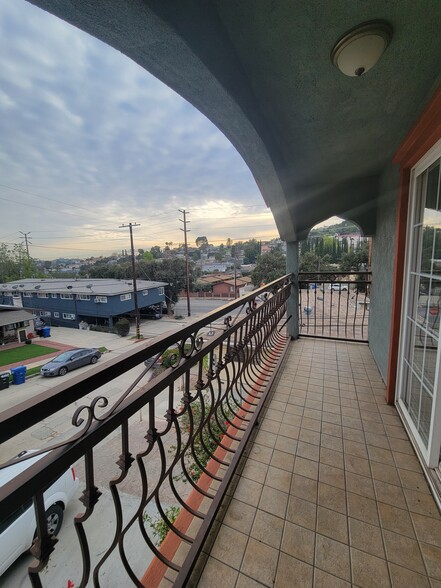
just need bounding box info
[0,278,167,329]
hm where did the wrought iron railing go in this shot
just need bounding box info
[0,276,291,587]
[298,271,371,342]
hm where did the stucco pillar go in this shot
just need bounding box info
[108,316,114,328]
[286,241,299,339]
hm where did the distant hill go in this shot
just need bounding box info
[309,220,360,238]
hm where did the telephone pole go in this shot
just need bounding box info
[119,222,141,339]
[179,209,191,317]
[19,231,31,258]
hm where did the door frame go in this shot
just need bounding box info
[396,139,441,467]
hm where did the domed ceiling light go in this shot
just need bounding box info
[331,20,393,77]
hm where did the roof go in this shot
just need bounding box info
[213,278,249,287]
[0,279,168,296]
[0,307,34,327]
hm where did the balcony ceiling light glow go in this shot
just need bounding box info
[331,20,392,77]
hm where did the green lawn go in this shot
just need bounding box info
[0,344,59,367]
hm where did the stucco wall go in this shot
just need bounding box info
[369,164,400,383]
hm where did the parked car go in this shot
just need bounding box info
[40,348,101,377]
[328,283,349,291]
[0,450,79,576]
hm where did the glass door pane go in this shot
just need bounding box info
[399,157,441,465]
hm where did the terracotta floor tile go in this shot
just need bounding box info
[342,426,365,443]
[412,513,441,547]
[318,482,347,515]
[315,534,350,582]
[320,447,344,469]
[198,557,239,588]
[294,456,319,481]
[347,492,379,525]
[343,439,368,458]
[316,506,348,544]
[210,525,248,570]
[350,548,391,588]
[234,477,263,507]
[286,495,317,531]
[370,461,401,486]
[299,428,321,446]
[404,487,441,518]
[345,471,375,499]
[389,563,430,588]
[398,468,431,493]
[270,449,295,472]
[275,553,313,588]
[297,441,320,462]
[265,465,292,493]
[249,443,273,465]
[348,517,385,558]
[378,502,416,538]
[250,509,284,549]
[259,486,288,518]
[290,473,318,503]
[281,521,315,564]
[236,573,267,588]
[313,569,351,587]
[383,529,426,574]
[319,463,346,489]
[223,498,257,535]
[420,542,441,581]
[241,459,269,484]
[374,479,407,509]
[241,538,279,586]
[344,453,371,478]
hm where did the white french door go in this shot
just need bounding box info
[398,140,441,468]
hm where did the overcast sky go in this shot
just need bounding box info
[0,0,284,260]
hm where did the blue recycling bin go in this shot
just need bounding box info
[11,366,26,385]
[42,326,51,338]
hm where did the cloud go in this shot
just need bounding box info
[0,0,278,258]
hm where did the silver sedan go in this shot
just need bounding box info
[40,348,101,377]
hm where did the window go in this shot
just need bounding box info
[142,290,149,296]
[62,313,75,320]
[54,312,60,318]
[23,292,32,298]
[51,293,58,298]
[40,311,51,317]
[120,293,132,301]
[37,293,49,298]
[158,287,165,296]
[95,296,107,303]
[77,294,90,301]
[60,293,73,299]
[13,292,20,298]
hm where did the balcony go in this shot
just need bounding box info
[1,276,440,587]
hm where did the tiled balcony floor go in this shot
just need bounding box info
[197,338,441,588]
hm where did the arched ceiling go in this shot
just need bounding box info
[28,0,441,240]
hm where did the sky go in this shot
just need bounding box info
[0,0,287,260]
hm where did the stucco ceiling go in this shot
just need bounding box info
[28,0,441,240]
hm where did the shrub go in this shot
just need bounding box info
[143,506,181,546]
[115,318,130,337]
[89,324,117,334]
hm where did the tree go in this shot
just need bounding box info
[242,239,261,264]
[195,236,208,249]
[0,243,40,282]
[251,251,286,286]
[150,246,162,259]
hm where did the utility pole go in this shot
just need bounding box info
[179,209,191,317]
[19,231,31,258]
[232,243,237,299]
[119,222,141,339]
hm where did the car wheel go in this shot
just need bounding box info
[46,504,64,536]
[90,355,98,364]
[58,367,68,376]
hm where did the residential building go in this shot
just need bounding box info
[2,3,441,587]
[0,278,166,328]
[0,305,35,344]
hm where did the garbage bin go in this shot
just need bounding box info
[41,326,51,338]
[11,366,26,385]
[0,372,9,390]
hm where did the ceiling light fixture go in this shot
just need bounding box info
[331,20,392,77]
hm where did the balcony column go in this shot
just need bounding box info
[286,241,299,339]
